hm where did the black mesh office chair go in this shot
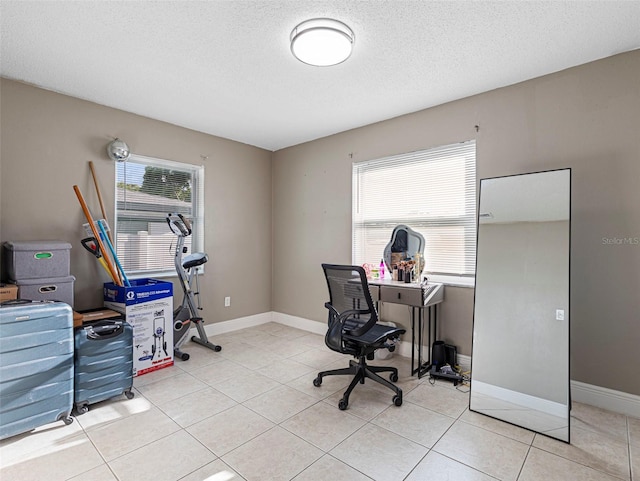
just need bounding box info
[314,264,406,410]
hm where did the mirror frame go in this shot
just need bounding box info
[469,168,571,443]
[383,224,426,276]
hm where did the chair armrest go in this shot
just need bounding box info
[324,303,372,333]
[324,302,340,321]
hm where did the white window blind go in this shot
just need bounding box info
[115,154,204,278]
[352,141,476,279]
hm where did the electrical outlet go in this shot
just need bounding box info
[556,309,565,321]
[224,296,231,307]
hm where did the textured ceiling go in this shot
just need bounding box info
[1,1,639,151]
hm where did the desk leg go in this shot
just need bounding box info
[411,307,420,376]
[409,305,439,379]
[411,307,423,377]
[418,306,430,378]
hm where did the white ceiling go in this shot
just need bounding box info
[1,1,639,152]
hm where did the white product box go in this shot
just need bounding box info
[104,278,173,376]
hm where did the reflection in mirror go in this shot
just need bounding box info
[383,225,425,277]
[470,169,571,442]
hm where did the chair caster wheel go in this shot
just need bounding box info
[338,398,348,410]
[214,345,222,352]
[313,377,322,387]
[393,395,403,406]
[125,390,135,400]
[390,372,399,382]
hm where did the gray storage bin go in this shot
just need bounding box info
[15,275,75,307]
[3,241,72,280]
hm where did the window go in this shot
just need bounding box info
[352,141,476,284]
[115,154,204,278]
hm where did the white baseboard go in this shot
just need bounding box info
[199,312,273,336]
[196,311,640,418]
[571,380,640,418]
[271,312,326,335]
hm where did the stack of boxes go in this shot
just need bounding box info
[0,283,18,302]
[104,278,174,376]
[1,241,75,307]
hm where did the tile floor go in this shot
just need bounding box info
[1,322,638,481]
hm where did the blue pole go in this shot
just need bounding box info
[98,220,131,287]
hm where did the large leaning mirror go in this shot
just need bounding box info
[470,168,571,442]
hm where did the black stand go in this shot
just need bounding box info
[411,304,438,378]
[428,365,464,386]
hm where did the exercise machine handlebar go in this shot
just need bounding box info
[166,213,192,237]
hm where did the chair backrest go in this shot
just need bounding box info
[321,264,379,351]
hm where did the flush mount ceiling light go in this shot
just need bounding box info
[290,18,354,67]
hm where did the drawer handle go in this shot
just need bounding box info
[397,292,401,299]
[39,285,58,293]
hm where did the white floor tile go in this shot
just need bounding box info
[222,426,322,481]
[109,429,215,481]
[158,386,237,427]
[330,423,428,481]
[433,421,529,481]
[292,454,373,481]
[520,447,626,481]
[0,323,636,481]
[242,385,318,423]
[0,432,104,481]
[86,406,180,461]
[281,401,366,451]
[405,451,496,481]
[186,404,274,456]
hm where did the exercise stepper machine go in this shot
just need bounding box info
[167,213,222,360]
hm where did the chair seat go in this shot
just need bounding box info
[344,323,405,345]
[183,252,208,269]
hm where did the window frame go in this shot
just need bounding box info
[114,153,205,279]
[352,141,476,287]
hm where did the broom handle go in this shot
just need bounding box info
[88,161,114,245]
[98,220,131,287]
[73,185,123,286]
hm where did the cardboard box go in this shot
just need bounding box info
[73,308,123,328]
[103,278,173,376]
[0,283,18,302]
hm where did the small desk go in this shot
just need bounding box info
[368,279,444,378]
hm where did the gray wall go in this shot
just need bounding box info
[2,51,639,396]
[272,50,640,396]
[0,79,273,322]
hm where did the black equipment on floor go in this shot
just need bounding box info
[313,264,406,410]
[428,340,464,385]
[167,213,221,361]
[0,300,74,439]
[74,319,135,414]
